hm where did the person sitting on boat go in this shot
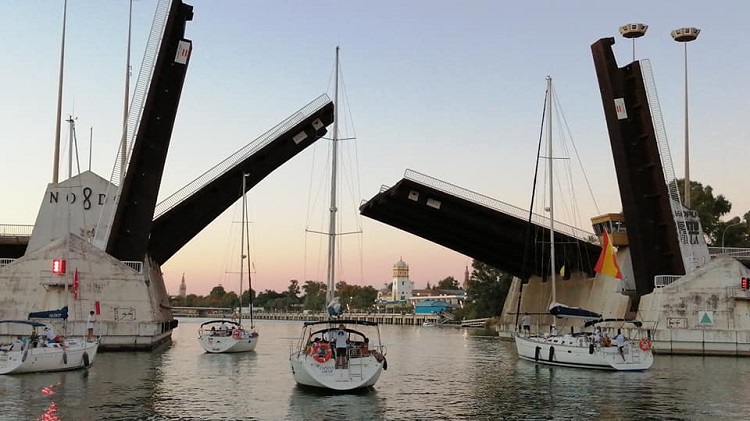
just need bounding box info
[210,326,217,336]
[10,337,24,351]
[43,326,65,350]
[550,326,558,336]
[601,331,612,347]
[593,327,603,344]
[29,329,40,348]
[335,324,348,369]
[219,323,229,336]
[614,330,627,361]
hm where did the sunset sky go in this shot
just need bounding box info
[1,1,748,296]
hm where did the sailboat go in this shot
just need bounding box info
[197,174,259,353]
[513,77,653,371]
[2,267,99,375]
[289,47,387,391]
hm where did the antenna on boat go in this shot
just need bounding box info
[89,127,93,172]
[325,46,341,307]
[52,0,68,184]
[120,0,133,185]
[66,115,78,179]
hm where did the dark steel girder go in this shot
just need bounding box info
[147,101,334,265]
[591,38,685,295]
[360,177,601,281]
[107,1,194,261]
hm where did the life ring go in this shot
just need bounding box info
[639,337,652,352]
[312,342,332,363]
[232,329,243,340]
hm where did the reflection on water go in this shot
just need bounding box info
[287,386,386,421]
[2,319,750,420]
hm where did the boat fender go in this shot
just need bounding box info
[639,338,652,352]
[312,342,332,363]
[383,357,388,371]
[63,352,68,365]
[589,344,595,354]
[548,346,555,362]
[82,352,90,367]
[22,349,28,363]
[534,346,541,362]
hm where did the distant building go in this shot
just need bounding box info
[463,264,469,290]
[390,258,414,301]
[414,300,453,314]
[374,258,466,311]
[179,273,187,299]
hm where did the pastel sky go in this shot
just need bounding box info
[1,1,748,296]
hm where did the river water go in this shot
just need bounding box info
[2,318,750,420]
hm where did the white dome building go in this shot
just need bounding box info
[391,258,414,301]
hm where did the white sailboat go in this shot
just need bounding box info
[0,320,98,375]
[513,77,653,371]
[198,174,259,353]
[289,47,387,391]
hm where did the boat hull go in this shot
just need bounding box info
[289,351,383,391]
[514,334,653,371]
[199,331,258,353]
[0,339,99,375]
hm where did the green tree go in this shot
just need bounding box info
[676,179,734,245]
[301,280,327,311]
[463,260,513,319]
[222,291,239,310]
[679,179,750,247]
[435,276,459,290]
[334,282,379,312]
[255,289,284,310]
[240,288,256,307]
[287,279,301,297]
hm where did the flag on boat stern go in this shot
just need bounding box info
[594,228,622,279]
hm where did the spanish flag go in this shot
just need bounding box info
[594,228,623,279]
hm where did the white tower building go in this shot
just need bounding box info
[179,273,187,299]
[391,258,414,301]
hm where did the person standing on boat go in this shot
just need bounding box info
[521,313,531,334]
[614,330,626,361]
[335,324,348,369]
[86,310,96,341]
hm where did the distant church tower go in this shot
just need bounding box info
[391,258,414,301]
[463,264,470,290]
[179,273,187,299]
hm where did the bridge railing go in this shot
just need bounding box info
[654,275,681,288]
[0,224,34,236]
[708,247,750,259]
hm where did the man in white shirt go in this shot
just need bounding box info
[614,330,627,361]
[335,324,348,369]
[86,311,96,341]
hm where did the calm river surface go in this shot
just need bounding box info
[2,318,750,420]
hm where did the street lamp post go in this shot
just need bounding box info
[721,221,746,251]
[619,23,648,61]
[671,27,700,208]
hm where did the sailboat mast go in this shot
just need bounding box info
[52,0,68,184]
[120,0,133,185]
[243,173,254,327]
[325,46,341,305]
[239,174,247,325]
[546,76,557,310]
